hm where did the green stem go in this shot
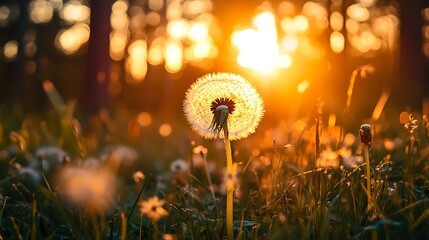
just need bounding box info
[364,146,371,202]
[223,126,234,240]
[364,146,377,239]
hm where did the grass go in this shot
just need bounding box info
[0,73,429,240]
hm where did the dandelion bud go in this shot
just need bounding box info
[359,124,372,148]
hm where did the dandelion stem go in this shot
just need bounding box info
[223,125,234,240]
[363,144,377,239]
[364,146,371,205]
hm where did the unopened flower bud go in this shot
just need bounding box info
[359,124,372,148]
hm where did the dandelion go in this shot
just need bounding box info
[183,72,264,140]
[183,72,264,240]
[139,196,168,222]
[57,166,115,213]
[170,158,188,172]
[317,148,340,169]
[170,158,189,184]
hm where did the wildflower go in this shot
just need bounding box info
[404,114,418,134]
[139,196,168,222]
[183,72,264,140]
[170,158,188,173]
[193,145,208,156]
[192,145,208,167]
[132,171,145,183]
[317,148,340,168]
[359,124,372,148]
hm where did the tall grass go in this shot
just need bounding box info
[0,70,429,239]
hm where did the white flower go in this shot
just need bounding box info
[183,72,264,140]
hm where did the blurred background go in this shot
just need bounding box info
[0,0,428,160]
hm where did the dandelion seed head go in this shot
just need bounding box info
[183,72,264,140]
[170,158,188,172]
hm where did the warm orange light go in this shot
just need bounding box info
[346,18,359,34]
[281,35,299,52]
[112,0,128,13]
[347,4,370,22]
[232,11,279,72]
[29,0,54,24]
[167,19,189,39]
[360,30,381,51]
[137,112,152,127]
[55,24,90,55]
[60,0,90,24]
[165,39,183,73]
[188,22,209,41]
[330,31,345,53]
[192,40,212,60]
[110,30,129,61]
[148,43,164,65]
[146,11,161,26]
[126,40,148,81]
[330,12,344,31]
[328,114,336,127]
[278,1,295,16]
[159,124,172,137]
[3,40,18,60]
[293,15,309,33]
[278,54,292,68]
[297,80,310,93]
[0,6,10,26]
[111,12,129,30]
[148,0,164,11]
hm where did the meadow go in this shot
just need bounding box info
[0,68,428,240]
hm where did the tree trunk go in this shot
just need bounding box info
[83,0,113,116]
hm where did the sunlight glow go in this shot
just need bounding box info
[148,42,164,65]
[232,11,279,72]
[55,24,90,55]
[297,80,310,93]
[159,124,172,137]
[167,19,189,39]
[330,12,344,31]
[347,4,370,22]
[281,35,299,52]
[188,22,209,41]
[165,40,183,73]
[137,112,152,127]
[29,0,54,24]
[110,30,129,61]
[3,40,18,60]
[330,31,345,53]
[126,40,148,81]
[60,0,90,24]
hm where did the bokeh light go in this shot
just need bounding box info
[29,0,54,24]
[126,39,148,82]
[137,112,152,127]
[60,0,90,24]
[55,23,90,55]
[159,124,172,137]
